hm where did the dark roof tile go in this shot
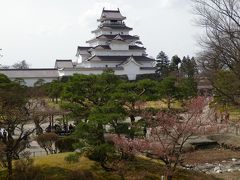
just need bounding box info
[98,9,126,21]
[86,34,139,43]
[90,45,111,50]
[89,45,145,51]
[129,46,146,50]
[140,67,157,70]
[76,46,92,56]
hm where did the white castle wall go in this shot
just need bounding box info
[60,61,155,81]
[95,29,130,36]
[79,60,153,68]
[22,77,57,86]
[109,42,129,51]
[89,40,107,47]
[60,68,155,81]
[78,61,119,68]
[6,77,57,87]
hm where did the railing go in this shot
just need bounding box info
[18,150,48,158]
[29,150,48,157]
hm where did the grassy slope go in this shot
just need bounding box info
[0,153,220,180]
[227,106,240,122]
[212,103,240,122]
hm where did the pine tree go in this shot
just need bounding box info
[180,56,197,78]
[155,51,170,79]
[170,55,181,77]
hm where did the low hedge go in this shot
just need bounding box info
[55,137,79,152]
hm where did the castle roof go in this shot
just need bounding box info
[98,9,126,22]
[92,26,133,33]
[86,34,139,43]
[90,45,111,50]
[76,46,92,56]
[77,46,92,51]
[55,60,73,69]
[0,69,59,78]
[89,45,146,51]
[86,55,154,62]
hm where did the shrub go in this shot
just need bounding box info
[64,153,80,164]
[136,74,158,81]
[12,152,44,180]
[115,123,129,135]
[86,143,116,170]
[55,137,78,152]
[36,133,58,154]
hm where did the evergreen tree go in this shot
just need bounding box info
[170,55,181,70]
[155,51,170,79]
[178,78,197,100]
[180,56,197,78]
[112,79,158,139]
[170,55,181,77]
[157,76,179,109]
[0,74,34,176]
[61,72,124,170]
[46,80,63,103]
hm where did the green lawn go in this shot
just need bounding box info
[228,106,240,122]
[0,153,220,180]
[213,104,240,122]
[145,100,182,110]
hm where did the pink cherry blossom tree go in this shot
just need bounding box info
[110,97,228,180]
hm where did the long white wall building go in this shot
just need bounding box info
[0,9,156,86]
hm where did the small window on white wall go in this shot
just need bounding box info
[121,32,123,34]
[110,32,112,34]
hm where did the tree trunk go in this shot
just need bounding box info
[6,151,13,177]
[34,120,43,135]
[97,123,105,144]
[44,147,49,155]
[167,98,171,109]
[165,166,174,180]
[129,115,135,140]
[143,125,147,137]
[130,115,135,123]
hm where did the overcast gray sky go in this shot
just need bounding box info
[0,0,202,68]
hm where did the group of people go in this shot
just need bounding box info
[45,123,75,135]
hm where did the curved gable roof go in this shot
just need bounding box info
[98,9,126,22]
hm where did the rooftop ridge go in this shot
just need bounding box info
[98,8,126,22]
[56,59,72,61]
[0,68,58,71]
[102,9,120,13]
